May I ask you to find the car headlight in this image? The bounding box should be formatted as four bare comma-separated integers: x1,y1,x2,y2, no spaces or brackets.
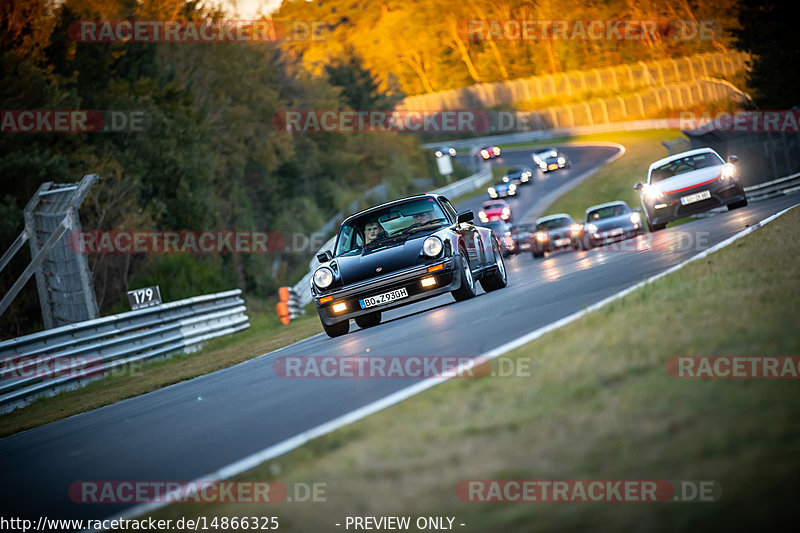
538,162,547,169
313,266,334,289
630,212,642,224
586,223,598,233
509,183,517,191
493,147,500,155
422,236,443,257
550,150,557,157
434,150,442,158
642,184,664,202
481,150,489,158
721,163,736,180
558,157,565,164
570,224,582,235
502,176,509,183
536,232,548,242
488,187,497,196
449,148,456,156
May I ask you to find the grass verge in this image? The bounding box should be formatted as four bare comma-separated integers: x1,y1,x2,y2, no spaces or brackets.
152,205,800,532
0,301,322,437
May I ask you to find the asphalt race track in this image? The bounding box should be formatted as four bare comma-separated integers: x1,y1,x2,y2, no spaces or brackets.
454,145,620,223
1,144,798,525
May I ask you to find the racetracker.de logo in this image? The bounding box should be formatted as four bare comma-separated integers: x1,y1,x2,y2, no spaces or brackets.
67,231,286,254
668,110,800,134
273,110,491,133
69,481,287,504
1,355,103,380
1,110,145,133
666,356,800,378
457,480,721,502
460,19,718,41
273,355,493,378
67,20,326,43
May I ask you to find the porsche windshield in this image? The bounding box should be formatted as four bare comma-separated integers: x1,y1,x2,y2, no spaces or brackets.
650,152,723,183
335,198,448,256
587,204,630,221
537,217,573,230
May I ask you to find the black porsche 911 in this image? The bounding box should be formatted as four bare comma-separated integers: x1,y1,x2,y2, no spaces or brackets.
311,194,508,337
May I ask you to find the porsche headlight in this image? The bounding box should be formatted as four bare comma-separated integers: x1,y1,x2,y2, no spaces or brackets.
721,163,736,180
313,266,334,289
642,184,664,202
422,236,443,257
536,232,549,242
558,157,566,164
586,223,598,233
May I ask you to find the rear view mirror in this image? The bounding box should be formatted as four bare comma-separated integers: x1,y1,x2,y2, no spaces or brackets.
316,250,333,263
728,155,739,163
634,182,644,191
457,211,474,223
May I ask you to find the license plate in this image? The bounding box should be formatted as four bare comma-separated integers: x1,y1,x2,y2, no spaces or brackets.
556,237,571,246
548,163,558,170
606,228,623,237
680,190,711,205
359,287,408,309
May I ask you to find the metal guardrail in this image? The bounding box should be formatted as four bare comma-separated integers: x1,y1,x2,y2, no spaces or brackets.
743,172,800,201
422,119,672,151
0,289,249,413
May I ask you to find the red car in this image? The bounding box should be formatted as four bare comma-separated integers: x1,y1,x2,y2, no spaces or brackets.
478,200,512,223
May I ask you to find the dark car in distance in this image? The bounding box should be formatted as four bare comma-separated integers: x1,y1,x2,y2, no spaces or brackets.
478,220,514,257
487,181,517,199
533,148,570,172
502,166,534,185
573,201,645,249
531,214,579,258
505,223,536,255
312,194,508,337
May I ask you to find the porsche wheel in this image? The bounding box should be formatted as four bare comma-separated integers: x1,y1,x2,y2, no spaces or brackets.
452,250,477,301
480,239,508,292
728,198,748,210
322,319,349,338
355,312,381,329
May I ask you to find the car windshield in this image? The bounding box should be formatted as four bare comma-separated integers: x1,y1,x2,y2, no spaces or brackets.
536,149,557,159
483,202,506,210
335,197,448,256
513,224,534,232
537,217,573,230
650,152,723,183
587,204,630,220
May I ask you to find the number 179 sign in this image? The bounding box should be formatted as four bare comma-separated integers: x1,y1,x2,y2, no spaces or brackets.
127,286,162,310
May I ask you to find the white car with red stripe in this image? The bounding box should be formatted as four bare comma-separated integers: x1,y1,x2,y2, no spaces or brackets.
634,147,747,232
